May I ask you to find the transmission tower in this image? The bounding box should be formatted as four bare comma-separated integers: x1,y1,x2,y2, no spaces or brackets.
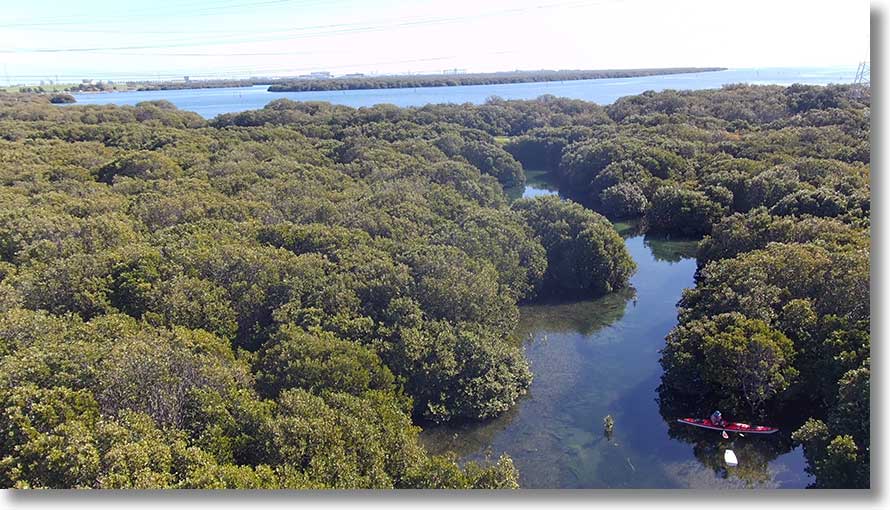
851,60,870,99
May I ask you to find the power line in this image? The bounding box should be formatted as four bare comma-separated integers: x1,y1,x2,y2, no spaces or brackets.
5,0,261,23
0,0,614,54
0,0,616,83
88,50,323,57
0,0,331,28
3,55,466,81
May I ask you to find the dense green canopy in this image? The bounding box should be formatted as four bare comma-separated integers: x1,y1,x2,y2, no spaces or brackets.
0,81,870,488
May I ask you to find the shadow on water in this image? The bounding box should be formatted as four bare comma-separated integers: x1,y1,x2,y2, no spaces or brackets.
644,235,699,263
421,288,634,464
614,219,700,262
419,234,813,488
658,420,812,489
421,236,695,487
513,289,633,339
505,168,562,201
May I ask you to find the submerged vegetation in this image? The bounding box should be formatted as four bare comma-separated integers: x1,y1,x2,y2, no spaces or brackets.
0,81,869,489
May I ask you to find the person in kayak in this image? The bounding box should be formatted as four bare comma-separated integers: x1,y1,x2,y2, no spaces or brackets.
710,410,724,427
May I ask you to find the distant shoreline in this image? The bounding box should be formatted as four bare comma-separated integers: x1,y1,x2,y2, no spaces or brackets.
266,67,727,93
25,67,726,95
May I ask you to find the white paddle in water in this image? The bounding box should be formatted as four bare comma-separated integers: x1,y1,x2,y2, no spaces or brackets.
725,449,738,467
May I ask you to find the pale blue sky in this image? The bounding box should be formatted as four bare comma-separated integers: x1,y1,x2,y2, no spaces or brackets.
0,0,870,84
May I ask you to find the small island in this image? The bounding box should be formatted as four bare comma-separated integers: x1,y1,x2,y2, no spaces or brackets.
267,67,727,92
49,93,77,104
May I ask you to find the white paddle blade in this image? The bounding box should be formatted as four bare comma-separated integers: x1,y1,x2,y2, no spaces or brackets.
724,449,738,467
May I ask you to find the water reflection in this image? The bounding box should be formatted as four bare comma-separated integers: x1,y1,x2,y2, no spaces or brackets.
420,235,812,488
614,221,700,262
506,168,561,201
644,236,699,263
421,236,696,488
522,185,559,199
660,421,815,489
513,290,633,338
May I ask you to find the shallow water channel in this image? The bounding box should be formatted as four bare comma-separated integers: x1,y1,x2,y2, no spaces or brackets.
420,207,813,489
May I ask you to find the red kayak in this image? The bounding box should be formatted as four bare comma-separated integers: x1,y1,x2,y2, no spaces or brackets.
677,418,778,434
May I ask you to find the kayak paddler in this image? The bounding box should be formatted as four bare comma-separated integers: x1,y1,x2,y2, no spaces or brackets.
711,410,730,438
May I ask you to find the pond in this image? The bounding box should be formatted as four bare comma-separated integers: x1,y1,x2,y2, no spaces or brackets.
420,229,814,489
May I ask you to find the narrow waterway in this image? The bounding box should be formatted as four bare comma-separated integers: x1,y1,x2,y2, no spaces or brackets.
420,221,813,489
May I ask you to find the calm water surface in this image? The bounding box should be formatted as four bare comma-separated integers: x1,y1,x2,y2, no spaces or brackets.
420,234,813,489
506,168,560,201
70,66,857,118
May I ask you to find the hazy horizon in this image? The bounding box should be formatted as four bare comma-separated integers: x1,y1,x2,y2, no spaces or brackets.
0,0,870,85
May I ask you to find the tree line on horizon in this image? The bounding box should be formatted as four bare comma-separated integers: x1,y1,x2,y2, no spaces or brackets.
17,67,724,95
267,67,726,92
